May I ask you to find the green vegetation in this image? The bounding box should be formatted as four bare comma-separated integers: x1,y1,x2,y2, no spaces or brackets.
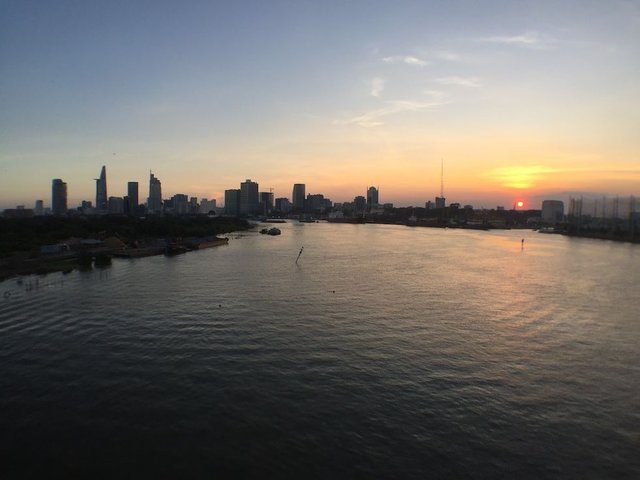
0,215,250,257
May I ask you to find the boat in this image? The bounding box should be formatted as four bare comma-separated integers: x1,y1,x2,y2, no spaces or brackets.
260,227,281,235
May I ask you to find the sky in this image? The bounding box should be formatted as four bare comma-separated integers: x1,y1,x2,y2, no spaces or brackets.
1,0,639,210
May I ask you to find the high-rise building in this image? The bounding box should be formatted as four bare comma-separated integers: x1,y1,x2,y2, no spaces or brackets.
435,196,446,209
259,192,274,215
95,166,108,212
147,172,162,213
366,186,379,211
541,200,564,224
108,196,124,214
52,179,67,215
354,195,366,212
127,182,139,216
34,200,44,216
292,184,305,212
275,197,291,213
225,189,241,215
240,179,259,215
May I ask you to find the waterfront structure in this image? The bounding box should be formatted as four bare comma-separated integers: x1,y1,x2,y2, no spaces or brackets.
127,182,139,216
95,166,108,212
225,189,240,215
292,184,305,212
147,172,162,214
240,179,259,215
366,186,379,211
52,179,67,216
541,200,564,225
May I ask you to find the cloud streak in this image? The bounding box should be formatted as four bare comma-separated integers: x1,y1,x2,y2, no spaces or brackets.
478,31,554,48
382,55,427,67
436,76,482,87
334,100,448,127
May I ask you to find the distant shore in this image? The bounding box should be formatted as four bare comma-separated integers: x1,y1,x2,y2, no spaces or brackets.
0,215,250,281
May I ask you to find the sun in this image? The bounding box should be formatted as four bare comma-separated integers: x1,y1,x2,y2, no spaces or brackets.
517,201,524,208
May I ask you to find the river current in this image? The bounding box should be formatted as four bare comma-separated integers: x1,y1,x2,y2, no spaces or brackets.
1,222,639,478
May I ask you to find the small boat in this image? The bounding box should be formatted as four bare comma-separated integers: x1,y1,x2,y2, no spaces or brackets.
267,227,281,235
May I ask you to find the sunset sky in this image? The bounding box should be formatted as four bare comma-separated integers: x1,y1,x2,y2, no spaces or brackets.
1,0,639,209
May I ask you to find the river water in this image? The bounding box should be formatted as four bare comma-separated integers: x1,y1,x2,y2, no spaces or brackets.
1,223,639,478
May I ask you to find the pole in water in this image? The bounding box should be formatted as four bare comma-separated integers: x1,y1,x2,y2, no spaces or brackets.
296,246,304,264
521,238,525,250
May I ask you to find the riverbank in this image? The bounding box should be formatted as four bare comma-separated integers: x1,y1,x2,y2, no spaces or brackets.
0,215,250,281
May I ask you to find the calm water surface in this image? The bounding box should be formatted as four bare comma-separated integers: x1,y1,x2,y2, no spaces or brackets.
1,223,639,478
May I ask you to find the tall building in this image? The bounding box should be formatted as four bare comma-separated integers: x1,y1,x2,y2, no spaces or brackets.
541,200,564,224
240,179,259,215
95,165,108,212
147,172,162,213
366,186,379,210
292,183,305,212
354,195,366,212
435,196,446,209
34,200,44,216
225,189,240,215
52,179,67,216
259,192,274,215
108,196,124,215
275,197,291,213
127,182,139,216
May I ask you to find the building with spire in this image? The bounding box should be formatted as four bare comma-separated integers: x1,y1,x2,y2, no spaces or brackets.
95,165,108,212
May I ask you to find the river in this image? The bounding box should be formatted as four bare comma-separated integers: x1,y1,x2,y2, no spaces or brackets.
1,222,638,478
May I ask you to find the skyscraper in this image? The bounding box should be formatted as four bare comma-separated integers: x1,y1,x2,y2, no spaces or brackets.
127,182,139,216
95,165,108,212
224,189,240,215
148,172,162,213
240,179,259,215
52,179,67,215
366,186,379,210
292,183,305,212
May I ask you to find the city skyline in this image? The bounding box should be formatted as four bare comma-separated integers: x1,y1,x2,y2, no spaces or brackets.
1,1,639,209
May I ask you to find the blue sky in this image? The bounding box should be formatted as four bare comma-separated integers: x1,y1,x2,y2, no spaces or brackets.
1,0,639,209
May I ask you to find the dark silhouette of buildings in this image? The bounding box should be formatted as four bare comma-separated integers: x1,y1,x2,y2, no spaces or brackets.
95,166,108,212
240,179,259,215
148,172,162,214
367,186,379,211
292,184,305,212
225,189,240,215
127,181,139,216
52,179,67,216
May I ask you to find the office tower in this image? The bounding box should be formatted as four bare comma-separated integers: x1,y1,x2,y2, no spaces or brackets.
306,194,325,213
148,172,162,213
52,179,67,215
275,197,291,213
292,184,305,212
95,165,108,212
259,192,274,215
541,200,564,224
34,200,44,216
240,179,259,215
127,182,139,215
225,189,240,215
108,196,124,215
367,186,379,210
354,195,366,212
435,196,446,209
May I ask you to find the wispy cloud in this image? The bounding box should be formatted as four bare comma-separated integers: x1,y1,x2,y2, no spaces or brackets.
334,100,448,127
382,55,428,67
478,31,555,48
436,76,482,87
436,51,462,62
370,77,385,97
